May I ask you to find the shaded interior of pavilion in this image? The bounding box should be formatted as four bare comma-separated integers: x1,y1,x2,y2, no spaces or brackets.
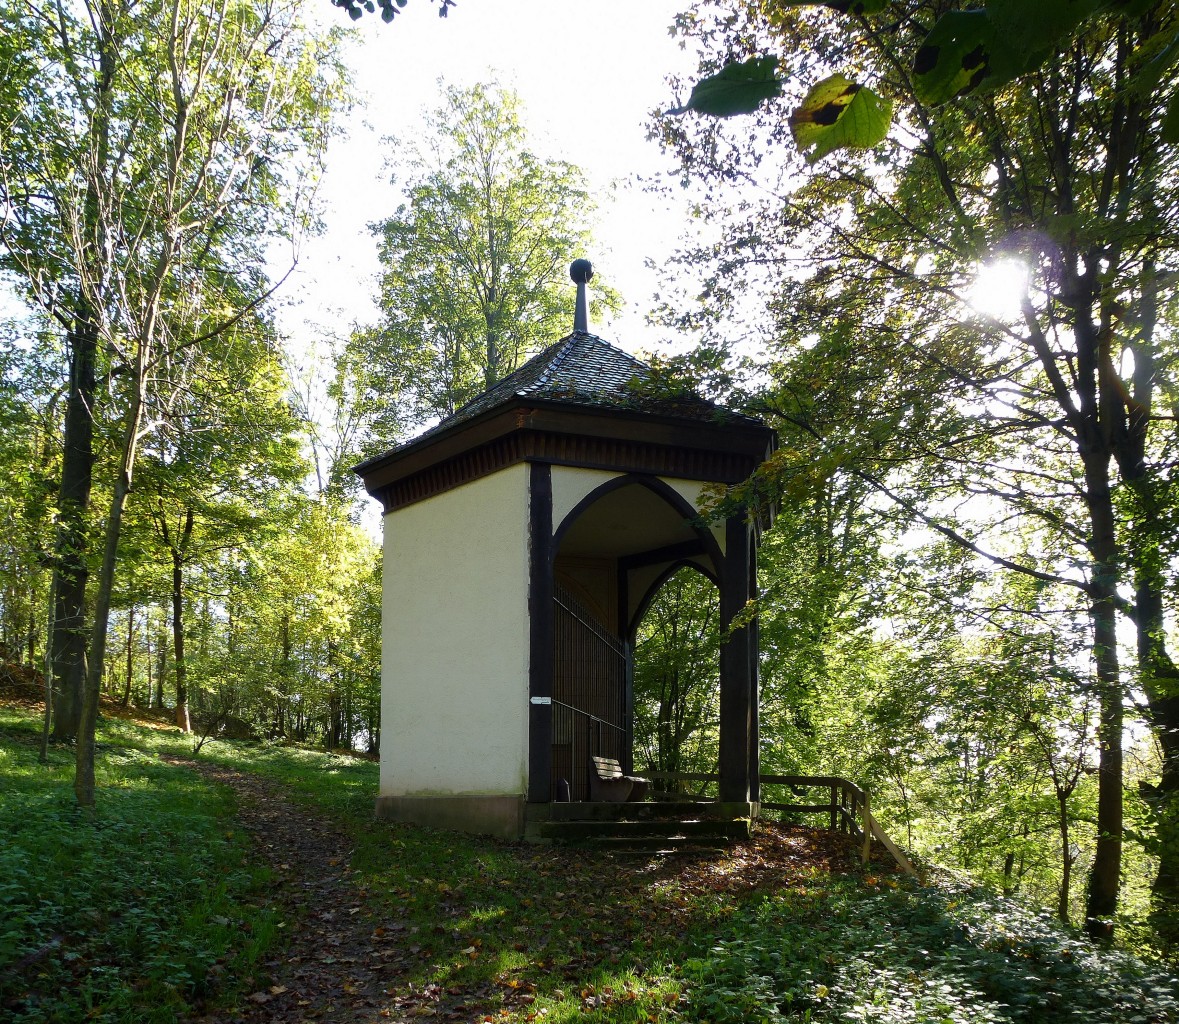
539,473,761,811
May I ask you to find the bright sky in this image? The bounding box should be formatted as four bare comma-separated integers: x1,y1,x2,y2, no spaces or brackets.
279,0,701,359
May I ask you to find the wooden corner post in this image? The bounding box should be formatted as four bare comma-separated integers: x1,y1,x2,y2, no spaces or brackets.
719,513,753,803
527,463,554,803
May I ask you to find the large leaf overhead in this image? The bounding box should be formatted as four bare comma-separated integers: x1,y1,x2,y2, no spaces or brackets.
670,56,783,117
1163,91,1179,144
985,0,1105,61
675,2,1175,158
913,1,1119,105
912,10,1009,105
789,74,892,163
775,0,889,10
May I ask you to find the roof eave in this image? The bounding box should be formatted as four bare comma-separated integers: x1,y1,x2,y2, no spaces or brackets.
353,395,775,499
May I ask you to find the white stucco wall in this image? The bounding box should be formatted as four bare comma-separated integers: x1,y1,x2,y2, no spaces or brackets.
380,464,530,798
663,476,727,554
550,466,726,553
551,466,618,534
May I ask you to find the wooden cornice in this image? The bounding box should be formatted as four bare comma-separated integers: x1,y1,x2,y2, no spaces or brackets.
356,399,776,514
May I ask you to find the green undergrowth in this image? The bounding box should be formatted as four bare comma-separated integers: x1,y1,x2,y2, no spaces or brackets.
2,702,1176,1023
0,709,281,1023
679,878,1178,1024
342,830,1179,1024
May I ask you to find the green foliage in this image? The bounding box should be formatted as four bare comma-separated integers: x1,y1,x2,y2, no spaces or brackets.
226,494,380,748
680,877,1179,1023
1164,92,1179,143
911,10,1015,105
185,729,382,822
338,81,618,456
912,0,1156,104
659,0,1179,940
2,702,1175,1022
0,320,57,664
633,567,721,779
1,0,350,330
778,0,889,12
673,1,1177,161
0,0,354,800
330,0,454,24
751,518,1124,924
670,56,784,117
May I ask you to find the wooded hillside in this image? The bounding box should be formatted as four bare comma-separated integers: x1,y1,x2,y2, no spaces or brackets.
1,0,1177,979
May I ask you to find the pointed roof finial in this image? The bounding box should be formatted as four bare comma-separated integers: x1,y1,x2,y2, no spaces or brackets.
570,258,593,333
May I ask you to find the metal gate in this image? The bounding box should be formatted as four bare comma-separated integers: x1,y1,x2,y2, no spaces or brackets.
551,583,628,801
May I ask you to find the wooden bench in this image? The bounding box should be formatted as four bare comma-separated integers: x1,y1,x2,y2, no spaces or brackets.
588,757,650,803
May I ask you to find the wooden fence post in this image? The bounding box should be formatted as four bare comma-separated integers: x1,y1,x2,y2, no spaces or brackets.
861,791,872,865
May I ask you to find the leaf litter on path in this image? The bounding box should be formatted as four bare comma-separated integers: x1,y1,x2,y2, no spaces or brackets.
177,757,880,1024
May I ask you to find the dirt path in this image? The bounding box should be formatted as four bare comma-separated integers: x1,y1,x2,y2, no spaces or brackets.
179,760,397,1024
175,759,874,1024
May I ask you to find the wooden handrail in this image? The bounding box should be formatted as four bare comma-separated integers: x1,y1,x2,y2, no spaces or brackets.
761,773,917,877
860,793,918,876
760,773,868,799
641,769,917,876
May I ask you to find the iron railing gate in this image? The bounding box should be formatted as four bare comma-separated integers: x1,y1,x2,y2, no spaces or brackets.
551,583,628,801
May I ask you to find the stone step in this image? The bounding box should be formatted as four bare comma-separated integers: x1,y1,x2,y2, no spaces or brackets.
575,836,733,854
545,800,756,822
534,817,751,843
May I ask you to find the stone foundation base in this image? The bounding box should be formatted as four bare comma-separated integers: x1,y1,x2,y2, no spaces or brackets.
374,794,524,840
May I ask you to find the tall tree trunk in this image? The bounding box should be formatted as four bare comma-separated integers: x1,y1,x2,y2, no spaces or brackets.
169,509,194,733
76,377,144,807
39,572,56,764
1082,452,1123,940
277,611,291,739
328,690,340,749
75,472,128,806
1058,789,1073,923
484,280,498,388
327,639,340,748
1112,256,1179,946
49,0,118,742
1130,524,1179,946
49,312,97,742
172,549,190,732
1003,851,1016,898
155,625,167,710
145,621,153,708
26,591,36,665
121,605,134,706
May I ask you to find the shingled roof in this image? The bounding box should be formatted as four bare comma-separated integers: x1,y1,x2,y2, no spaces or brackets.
352,329,776,507
449,331,649,421
406,330,758,445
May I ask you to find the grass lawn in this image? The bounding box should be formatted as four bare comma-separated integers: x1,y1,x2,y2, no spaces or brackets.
0,706,281,1022
1,700,1176,1024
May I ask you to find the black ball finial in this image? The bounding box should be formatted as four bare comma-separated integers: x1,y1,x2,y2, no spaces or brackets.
570,259,594,284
